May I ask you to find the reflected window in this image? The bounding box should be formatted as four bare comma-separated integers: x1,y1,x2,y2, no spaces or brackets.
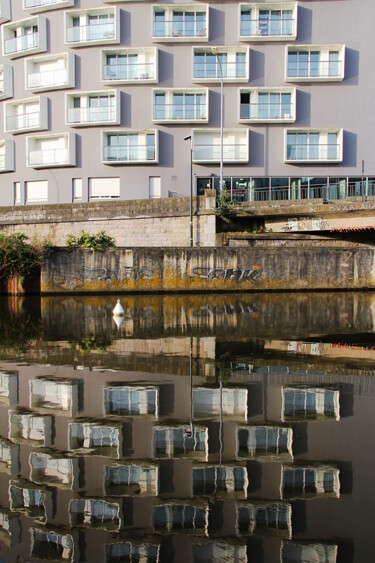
237,426,293,459
153,504,208,534
282,465,340,498
237,502,292,537
193,465,248,497
283,387,340,421
153,426,208,460
104,386,158,416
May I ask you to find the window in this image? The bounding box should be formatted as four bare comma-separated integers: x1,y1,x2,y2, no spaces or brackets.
153,426,208,460
193,465,248,496
286,45,345,81
239,89,295,122
102,47,158,83
193,388,248,418
0,64,13,100
3,17,47,59
283,387,340,421
240,3,296,40
4,96,48,133
237,502,292,536
282,465,340,499
237,426,293,459
153,89,207,122
27,133,75,168
65,7,119,46
89,177,120,200
192,129,249,163
24,0,74,14
285,130,342,163
14,182,21,205
102,131,158,164
31,529,75,561
69,499,121,529
0,140,14,173
104,386,158,416
29,377,80,415
66,91,118,126
25,180,48,204
25,52,75,92
152,5,208,41
153,504,208,533
72,178,82,201
149,176,161,199
105,463,158,495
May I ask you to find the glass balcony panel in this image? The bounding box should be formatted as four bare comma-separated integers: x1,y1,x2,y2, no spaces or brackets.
68,106,115,124
29,148,68,166
5,32,39,55
6,112,40,131
67,21,115,43
27,68,67,89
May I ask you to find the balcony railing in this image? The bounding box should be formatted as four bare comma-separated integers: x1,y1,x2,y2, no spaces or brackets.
0,155,5,169
194,61,247,80
103,62,155,81
66,22,115,43
103,145,155,163
153,18,207,39
287,59,342,79
154,103,207,121
67,106,115,124
27,68,67,89
0,79,3,93
29,148,68,166
25,0,65,7
286,143,341,161
6,111,40,131
240,102,293,120
240,17,294,37
4,32,39,55
193,143,248,161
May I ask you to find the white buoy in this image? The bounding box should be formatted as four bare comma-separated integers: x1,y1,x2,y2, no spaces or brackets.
113,315,124,330
113,298,124,317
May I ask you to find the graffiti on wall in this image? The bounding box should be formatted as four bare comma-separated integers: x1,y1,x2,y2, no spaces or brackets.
186,265,262,283
79,266,158,283
282,217,330,232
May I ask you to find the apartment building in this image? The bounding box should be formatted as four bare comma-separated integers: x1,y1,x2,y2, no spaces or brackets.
0,0,373,205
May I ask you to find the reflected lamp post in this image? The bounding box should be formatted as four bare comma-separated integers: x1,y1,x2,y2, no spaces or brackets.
211,47,224,194
184,135,193,247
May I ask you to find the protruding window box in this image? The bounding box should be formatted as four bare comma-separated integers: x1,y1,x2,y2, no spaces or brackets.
66,90,120,127
153,503,209,535
239,88,296,123
193,47,249,83
0,438,19,474
9,410,53,447
23,0,74,15
3,17,47,59
237,426,293,462
286,44,345,82
26,132,76,168
0,510,21,549
236,501,292,538
29,452,80,490
104,462,159,496
101,47,158,84
25,52,75,92
69,499,122,531
68,420,123,458
153,88,208,123
4,96,48,134
281,464,340,500
0,370,18,404
193,387,248,420
192,129,249,163
9,480,54,524
0,0,11,24
153,425,208,461
0,64,13,100
65,7,120,47
30,527,79,562
152,4,209,42
103,385,159,417
0,140,15,173
282,542,338,563
105,541,160,562
282,386,340,422
102,130,158,165
29,376,81,414
193,464,249,498
193,541,247,562
239,2,297,41
285,129,343,163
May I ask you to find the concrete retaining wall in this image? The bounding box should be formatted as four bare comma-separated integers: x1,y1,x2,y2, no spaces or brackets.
41,246,375,293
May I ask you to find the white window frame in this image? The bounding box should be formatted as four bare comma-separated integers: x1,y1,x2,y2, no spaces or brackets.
2,16,47,59
23,0,74,15
4,95,48,134
284,128,343,164
0,63,13,100
25,52,75,92
238,87,296,123
152,4,209,42
0,140,15,173
192,46,249,84
239,2,297,42
192,128,249,163
101,47,158,84
285,44,345,82
64,7,120,48
152,88,208,123
102,130,159,165
26,132,76,168
65,89,120,127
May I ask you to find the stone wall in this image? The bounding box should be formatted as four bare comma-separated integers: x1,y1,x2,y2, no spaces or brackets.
0,192,216,248
41,246,375,293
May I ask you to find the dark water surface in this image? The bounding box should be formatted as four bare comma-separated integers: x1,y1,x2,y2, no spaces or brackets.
0,292,374,562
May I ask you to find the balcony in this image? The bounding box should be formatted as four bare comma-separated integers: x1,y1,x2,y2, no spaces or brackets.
27,132,76,168
239,88,296,123
29,452,80,490
0,370,18,404
286,44,345,82
239,2,297,41
101,47,158,84
66,90,120,127
104,463,159,496
153,425,208,460
104,385,159,416
193,47,249,83
9,480,54,523
237,425,293,461
23,0,74,14
4,96,48,134
65,7,120,47
193,387,248,419
0,438,19,474
152,4,209,42
237,502,292,538
192,129,249,163
282,386,340,421
8,410,53,446
153,503,208,535
153,89,208,123
0,64,13,101
29,376,80,413
102,130,158,165
0,0,11,24
285,129,343,163
30,528,78,562
68,420,122,458
281,464,340,500
3,17,47,59
69,499,122,531
25,52,75,92
0,140,15,173
192,465,249,498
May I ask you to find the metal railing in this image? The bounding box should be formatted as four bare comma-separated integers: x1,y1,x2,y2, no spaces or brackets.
153,102,207,121
103,145,155,163
194,143,248,161
27,68,67,89
103,62,155,81
4,32,39,55
25,0,65,7
67,107,116,124
286,143,341,161
193,61,247,80
66,22,115,43
6,111,40,131
287,59,342,79
240,17,294,37
28,148,68,166
153,18,207,38
240,102,293,120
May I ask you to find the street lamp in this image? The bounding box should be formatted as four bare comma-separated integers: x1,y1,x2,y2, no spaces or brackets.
184,135,193,247
211,47,224,193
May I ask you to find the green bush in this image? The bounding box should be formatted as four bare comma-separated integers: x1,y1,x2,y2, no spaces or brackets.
66,230,116,250
215,192,236,224
0,233,48,281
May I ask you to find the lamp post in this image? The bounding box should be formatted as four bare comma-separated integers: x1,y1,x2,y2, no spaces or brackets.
184,135,193,247
211,47,224,193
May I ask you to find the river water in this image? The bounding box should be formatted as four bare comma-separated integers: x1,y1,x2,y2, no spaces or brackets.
0,292,374,562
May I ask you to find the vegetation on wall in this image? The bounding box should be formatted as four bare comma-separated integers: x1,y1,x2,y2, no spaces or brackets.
66,230,116,250
215,192,236,225
0,233,48,282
